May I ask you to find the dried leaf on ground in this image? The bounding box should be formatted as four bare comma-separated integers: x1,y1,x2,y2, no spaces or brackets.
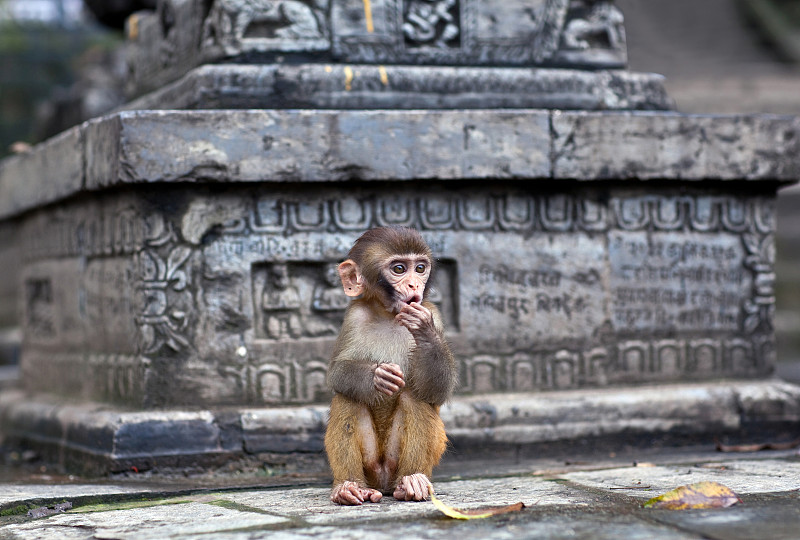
715,438,800,453
644,481,742,510
430,492,525,520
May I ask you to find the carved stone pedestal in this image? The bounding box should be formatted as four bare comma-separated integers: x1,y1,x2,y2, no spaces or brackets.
0,0,798,473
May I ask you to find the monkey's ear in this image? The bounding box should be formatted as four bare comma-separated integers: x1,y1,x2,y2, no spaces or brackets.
338,260,364,297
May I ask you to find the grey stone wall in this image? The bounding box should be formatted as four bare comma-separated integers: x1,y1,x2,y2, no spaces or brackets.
4,108,795,408
15,182,780,407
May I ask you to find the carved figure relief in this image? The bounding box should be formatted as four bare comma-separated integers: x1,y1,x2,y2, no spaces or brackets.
332,0,627,67
308,263,351,336
312,263,351,313
157,0,178,68
403,0,460,49
253,261,346,340
248,257,457,341
551,0,626,66
261,263,303,339
25,279,55,339
561,0,624,52
202,0,329,54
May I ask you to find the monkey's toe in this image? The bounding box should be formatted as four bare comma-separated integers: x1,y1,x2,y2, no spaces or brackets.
393,473,432,501
331,481,382,505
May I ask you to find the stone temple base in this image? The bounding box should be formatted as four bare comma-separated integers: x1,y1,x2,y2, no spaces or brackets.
2,380,799,475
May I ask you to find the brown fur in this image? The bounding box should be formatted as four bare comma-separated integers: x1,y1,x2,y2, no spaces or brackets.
324,227,456,504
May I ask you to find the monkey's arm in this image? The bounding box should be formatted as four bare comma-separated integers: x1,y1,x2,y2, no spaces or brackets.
397,302,457,405
327,303,404,405
327,354,378,404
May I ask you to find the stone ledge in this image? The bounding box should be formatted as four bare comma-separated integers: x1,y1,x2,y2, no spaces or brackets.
0,109,797,220
122,64,674,112
2,380,799,475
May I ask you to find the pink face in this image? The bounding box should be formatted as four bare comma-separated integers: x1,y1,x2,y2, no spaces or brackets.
383,254,431,312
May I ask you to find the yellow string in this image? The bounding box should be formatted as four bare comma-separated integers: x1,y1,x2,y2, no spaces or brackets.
363,0,374,33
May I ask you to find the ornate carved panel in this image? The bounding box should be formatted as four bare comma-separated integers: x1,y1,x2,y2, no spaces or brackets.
331,0,624,66
16,185,778,406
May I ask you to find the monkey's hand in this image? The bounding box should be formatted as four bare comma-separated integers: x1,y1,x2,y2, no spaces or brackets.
374,362,405,396
393,473,433,502
395,302,437,339
331,481,383,505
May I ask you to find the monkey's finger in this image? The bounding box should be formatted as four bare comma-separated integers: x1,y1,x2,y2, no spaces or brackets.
400,477,415,500
376,381,403,395
401,302,433,320
375,367,405,387
396,310,433,330
332,483,365,505
344,484,367,504
362,488,383,503
378,363,405,378
376,376,403,389
376,371,405,387
376,382,399,395
395,313,424,330
410,475,431,501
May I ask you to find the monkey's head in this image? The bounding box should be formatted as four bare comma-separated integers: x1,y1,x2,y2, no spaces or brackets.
338,226,434,315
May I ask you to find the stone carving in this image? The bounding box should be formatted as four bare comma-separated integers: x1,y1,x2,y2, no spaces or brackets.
310,262,351,337
261,263,303,339
25,279,55,339
13,186,779,405
157,0,179,68
329,0,627,67
561,1,624,52
403,0,460,49
551,0,627,67
455,335,769,395
21,352,151,405
253,262,346,340
197,193,780,239
202,0,330,54
135,222,194,354
332,0,572,65
742,232,776,334
220,357,331,403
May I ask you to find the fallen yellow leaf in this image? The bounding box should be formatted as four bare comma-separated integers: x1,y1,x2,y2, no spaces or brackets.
430,491,525,520
644,481,742,510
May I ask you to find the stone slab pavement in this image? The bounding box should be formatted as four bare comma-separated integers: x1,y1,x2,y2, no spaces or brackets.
1,448,799,539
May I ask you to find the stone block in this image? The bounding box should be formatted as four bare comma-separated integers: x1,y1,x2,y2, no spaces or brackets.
112,412,222,458
0,221,20,329
552,112,800,181
241,407,329,453
442,383,744,446
87,109,552,187
0,127,84,221
124,64,673,112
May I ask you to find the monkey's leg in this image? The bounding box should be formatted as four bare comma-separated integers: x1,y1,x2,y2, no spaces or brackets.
387,392,447,501
324,394,383,505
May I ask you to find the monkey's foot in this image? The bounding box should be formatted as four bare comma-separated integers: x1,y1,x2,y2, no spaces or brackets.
393,473,433,502
331,481,383,505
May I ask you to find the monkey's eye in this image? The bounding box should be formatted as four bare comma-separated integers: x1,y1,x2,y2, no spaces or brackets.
415,264,426,274
391,263,406,275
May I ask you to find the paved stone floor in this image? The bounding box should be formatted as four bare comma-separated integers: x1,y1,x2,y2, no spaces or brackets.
1,447,799,539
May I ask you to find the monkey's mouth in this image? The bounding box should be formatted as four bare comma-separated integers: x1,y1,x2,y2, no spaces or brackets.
405,294,422,305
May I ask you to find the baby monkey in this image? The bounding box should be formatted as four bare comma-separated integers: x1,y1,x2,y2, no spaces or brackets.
325,226,457,505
